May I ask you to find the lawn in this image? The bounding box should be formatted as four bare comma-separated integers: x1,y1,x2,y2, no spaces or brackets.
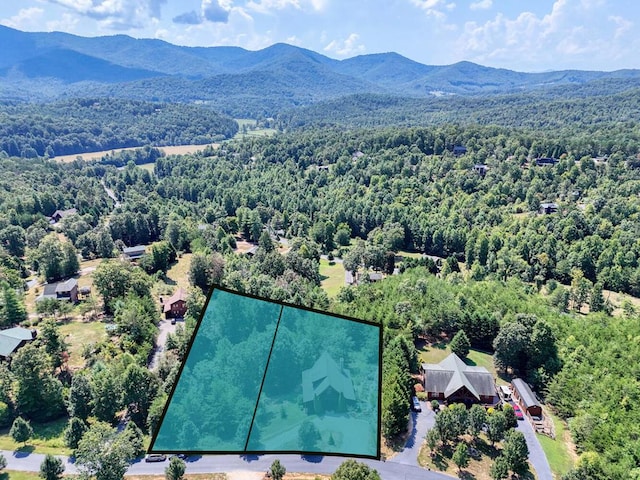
58,320,107,369
396,250,423,259
0,472,41,480
0,418,70,456
537,408,575,479
165,254,193,291
233,119,277,140
319,259,345,298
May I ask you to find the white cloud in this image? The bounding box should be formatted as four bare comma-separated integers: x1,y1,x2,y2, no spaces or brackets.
46,12,80,32
1,7,44,29
410,0,455,19
469,0,492,10
45,0,167,30
454,0,626,70
609,15,633,40
245,0,326,14
324,33,365,57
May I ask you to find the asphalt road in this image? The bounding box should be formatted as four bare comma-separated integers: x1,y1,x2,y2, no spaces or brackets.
516,417,554,480
390,400,434,467
3,450,454,480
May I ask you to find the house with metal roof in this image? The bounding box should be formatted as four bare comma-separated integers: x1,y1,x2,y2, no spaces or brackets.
422,353,497,405
511,378,542,418
302,351,355,414
0,327,36,359
122,245,147,261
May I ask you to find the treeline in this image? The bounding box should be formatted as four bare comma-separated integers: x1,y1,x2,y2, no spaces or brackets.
277,88,640,157
0,98,238,158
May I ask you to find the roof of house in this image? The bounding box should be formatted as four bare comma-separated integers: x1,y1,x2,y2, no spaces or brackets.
38,278,78,301
511,378,540,409
123,245,147,254
163,288,187,313
51,208,77,219
246,246,259,255
422,353,495,401
0,327,34,357
302,351,355,403
540,202,558,209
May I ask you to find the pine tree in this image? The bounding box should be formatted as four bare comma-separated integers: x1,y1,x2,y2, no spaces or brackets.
10,416,33,445
450,330,471,358
39,454,64,480
2,284,26,326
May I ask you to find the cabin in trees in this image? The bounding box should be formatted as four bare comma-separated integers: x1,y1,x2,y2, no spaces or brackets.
421,353,497,406
50,208,77,223
511,378,542,418
539,202,559,215
122,245,147,261
162,288,187,320
453,145,468,156
302,351,356,414
36,278,79,303
535,157,559,166
473,164,488,176
0,327,36,360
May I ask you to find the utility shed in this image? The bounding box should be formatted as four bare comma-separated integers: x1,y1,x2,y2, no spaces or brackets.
511,378,542,417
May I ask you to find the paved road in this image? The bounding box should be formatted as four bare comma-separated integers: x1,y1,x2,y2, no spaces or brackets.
390,400,434,467
516,418,554,480
3,450,454,480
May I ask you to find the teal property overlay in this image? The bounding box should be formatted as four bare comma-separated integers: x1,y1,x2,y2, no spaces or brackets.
151,287,381,458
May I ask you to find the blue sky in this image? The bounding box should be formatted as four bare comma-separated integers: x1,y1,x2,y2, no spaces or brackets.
1,0,638,72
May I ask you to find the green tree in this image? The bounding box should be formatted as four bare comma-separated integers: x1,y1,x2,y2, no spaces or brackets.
123,421,145,457
493,322,529,372
32,235,64,281
38,319,67,371
39,454,64,480
93,261,151,313
122,364,159,428
0,453,6,470
91,366,124,424
331,459,381,480
486,411,507,446
10,416,33,445
589,282,605,313
150,241,175,273
1,283,26,326
68,373,93,420
61,241,80,277
452,441,469,473
450,330,471,358
502,403,518,429
502,429,529,475
11,343,65,421
490,456,510,480
165,456,186,480
467,404,487,440
63,416,87,450
298,419,321,450
75,422,135,480
269,459,286,480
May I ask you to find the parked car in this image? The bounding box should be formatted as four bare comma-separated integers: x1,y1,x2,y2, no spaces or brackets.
170,453,188,460
513,404,524,420
145,454,167,462
412,396,422,412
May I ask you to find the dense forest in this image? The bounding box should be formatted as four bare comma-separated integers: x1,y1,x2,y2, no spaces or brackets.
1,118,640,477
0,99,238,158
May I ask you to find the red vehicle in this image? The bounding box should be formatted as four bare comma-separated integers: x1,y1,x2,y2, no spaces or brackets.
513,404,524,420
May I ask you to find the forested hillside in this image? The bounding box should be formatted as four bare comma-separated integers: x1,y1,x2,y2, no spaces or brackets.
1,116,640,477
0,99,238,158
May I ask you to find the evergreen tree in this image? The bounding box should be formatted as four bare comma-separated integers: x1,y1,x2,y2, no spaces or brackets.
61,242,80,277
63,417,87,450
269,459,286,480
68,373,93,420
452,442,470,473
39,454,64,480
450,330,471,358
10,416,33,445
165,456,186,480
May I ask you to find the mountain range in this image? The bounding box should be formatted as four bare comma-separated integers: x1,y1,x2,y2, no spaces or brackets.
2,25,640,116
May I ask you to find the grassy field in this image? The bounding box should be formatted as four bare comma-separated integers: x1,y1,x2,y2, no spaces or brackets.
0,418,70,456
537,408,575,479
58,320,107,369
233,119,277,140
396,250,423,259
319,259,344,298
165,254,193,291
54,144,220,163
0,471,41,480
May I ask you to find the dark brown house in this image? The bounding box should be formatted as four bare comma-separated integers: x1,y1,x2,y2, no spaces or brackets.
422,353,497,406
511,378,542,417
163,288,187,319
